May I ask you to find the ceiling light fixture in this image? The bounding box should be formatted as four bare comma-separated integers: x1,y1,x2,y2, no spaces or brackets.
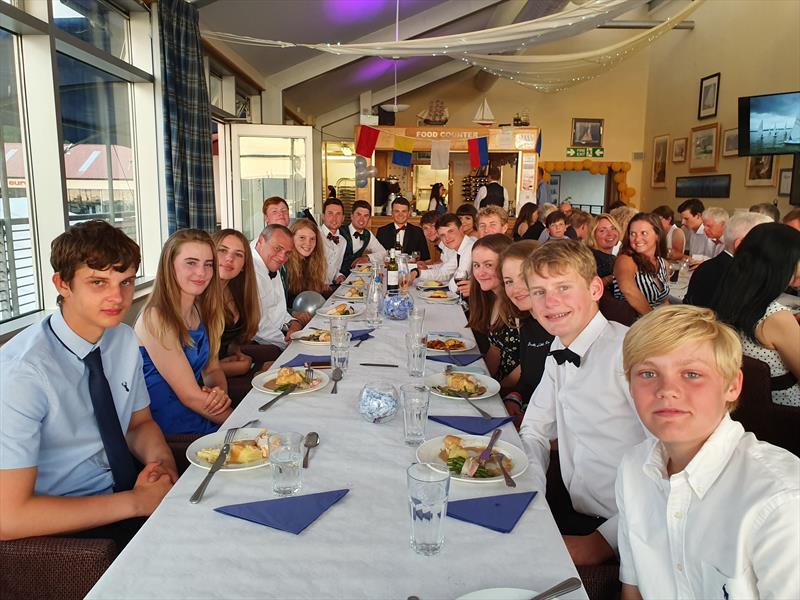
380,0,409,113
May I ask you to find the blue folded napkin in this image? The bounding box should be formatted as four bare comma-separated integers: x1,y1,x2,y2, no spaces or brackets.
349,328,374,341
428,353,483,366
215,489,349,535
281,353,329,368
447,491,537,533
428,415,514,436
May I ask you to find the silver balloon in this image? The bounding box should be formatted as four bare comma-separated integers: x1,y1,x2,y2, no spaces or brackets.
292,291,326,314
366,165,378,177
355,167,367,178
356,177,368,188
354,156,367,169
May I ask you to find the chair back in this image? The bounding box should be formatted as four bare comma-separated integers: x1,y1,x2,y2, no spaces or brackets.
599,289,639,327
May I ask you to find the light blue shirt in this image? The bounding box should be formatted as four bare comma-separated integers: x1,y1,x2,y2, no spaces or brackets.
0,311,149,497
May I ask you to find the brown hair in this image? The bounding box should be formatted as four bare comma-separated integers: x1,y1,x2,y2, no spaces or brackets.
500,240,540,321
545,210,566,227
467,234,514,334
351,200,371,214
141,229,224,358
652,205,676,224
50,220,140,305
586,213,622,250
478,205,509,225
569,209,593,232
523,238,598,287
286,219,328,297
435,213,461,229
262,196,288,215
211,229,260,346
619,212,667,275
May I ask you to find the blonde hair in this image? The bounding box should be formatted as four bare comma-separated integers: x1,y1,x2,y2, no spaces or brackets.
477,205,509,224
286,219,328,297
522,239,598,287
610,206,637,237
586,212,622,250
211,229,260,345
623,305,742,409
142,229,224,358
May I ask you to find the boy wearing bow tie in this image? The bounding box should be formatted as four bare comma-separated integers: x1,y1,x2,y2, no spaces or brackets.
519,240,647,566
319,198,346,285
340,200,386,277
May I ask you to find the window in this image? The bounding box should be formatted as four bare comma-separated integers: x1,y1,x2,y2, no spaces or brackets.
52,0,130,62
0,28,41,322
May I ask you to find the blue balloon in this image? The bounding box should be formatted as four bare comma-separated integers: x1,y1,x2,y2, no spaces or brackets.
356,178,368,188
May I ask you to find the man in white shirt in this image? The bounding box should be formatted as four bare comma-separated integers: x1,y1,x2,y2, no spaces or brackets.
476,205,510,238
318,198,347,285
341,200,387,277
413,214,474,293
251,224,303,350
617,305,799,600
474,166,509,211
678,198,716,262
700,206,728,258
420,210,454,268
520,240,647,566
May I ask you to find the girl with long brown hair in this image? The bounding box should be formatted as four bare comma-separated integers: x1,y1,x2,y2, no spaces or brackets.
135,229,230,434
613,212,670,315
467,234,520,389
285,218,329,307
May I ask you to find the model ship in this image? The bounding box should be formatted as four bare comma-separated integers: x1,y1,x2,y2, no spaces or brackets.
418,99,449,126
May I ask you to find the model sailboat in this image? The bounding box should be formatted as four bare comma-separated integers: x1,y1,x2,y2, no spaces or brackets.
473,98,495,126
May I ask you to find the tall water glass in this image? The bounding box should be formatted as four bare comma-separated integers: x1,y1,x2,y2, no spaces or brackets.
407,463,450,555
329,317,347,336
406,332,427,377
330,330,351,372
408,307,426,337
269,432,303,496
401,384,430,446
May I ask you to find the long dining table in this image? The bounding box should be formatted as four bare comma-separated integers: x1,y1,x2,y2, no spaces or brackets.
87,275,588,600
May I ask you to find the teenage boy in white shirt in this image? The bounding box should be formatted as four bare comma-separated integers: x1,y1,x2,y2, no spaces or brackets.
476,205,510,238
319,198,346,285
413,214,474,293
519,240,647,566
617,305,799,600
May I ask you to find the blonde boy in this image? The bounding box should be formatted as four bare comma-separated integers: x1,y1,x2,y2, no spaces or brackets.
618,305,799,600
477,205,510,238
520,240,647,565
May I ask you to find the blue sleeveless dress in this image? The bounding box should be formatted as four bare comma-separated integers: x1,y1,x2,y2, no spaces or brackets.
140,324,218,435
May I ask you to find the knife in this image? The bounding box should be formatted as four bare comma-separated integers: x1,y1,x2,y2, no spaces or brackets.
189,442,230,503
258,384,297,412
478,428,502,465
529,577,583,600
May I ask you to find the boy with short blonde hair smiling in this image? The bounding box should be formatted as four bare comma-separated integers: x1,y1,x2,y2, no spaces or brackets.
618,305,799,599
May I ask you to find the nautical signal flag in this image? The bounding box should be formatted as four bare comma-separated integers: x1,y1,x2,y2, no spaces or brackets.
430,140,450,171
355,126,380,158
392,135,415,167
468,136,489,169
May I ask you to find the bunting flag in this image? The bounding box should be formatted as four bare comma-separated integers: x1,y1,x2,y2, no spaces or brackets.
355,126,380,157
430,140,451,171
468,137,489,169
392,135,415,167
535,131,542,154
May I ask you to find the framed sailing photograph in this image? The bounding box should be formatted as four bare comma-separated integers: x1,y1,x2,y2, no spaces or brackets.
571,118,604,147
689,122,720,173
651,134,669,188
672,137,687,163
698,72,720,119
722,128,739,157
745,155,778,187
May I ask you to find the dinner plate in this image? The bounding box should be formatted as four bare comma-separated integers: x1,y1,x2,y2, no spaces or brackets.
186,428,270,472
457,589,537,600
350,264,372,274
416,280,449,291
290,329,330,345
416,435,528,484
315,302,365,319
340,276,369,288
422,290,458,303
252,369,330,395
424,371,499,400
425,333,476,354
334,286,366,301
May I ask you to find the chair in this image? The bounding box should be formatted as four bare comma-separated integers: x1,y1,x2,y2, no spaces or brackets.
165,433,203,475
598,290,639,327
0,536,117,600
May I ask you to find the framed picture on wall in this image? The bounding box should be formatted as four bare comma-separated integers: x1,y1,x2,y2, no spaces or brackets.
672,137,687,163
722,128,739,157
548,173,561,202
745,155,778,187
778,168,793,196
651,134,669,188
570,118,604,147
689,122,720,173
698,72,720,119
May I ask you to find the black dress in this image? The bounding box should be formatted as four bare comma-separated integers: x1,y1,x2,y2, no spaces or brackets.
514,317,554,404
592,249,616,280
219,317,245,358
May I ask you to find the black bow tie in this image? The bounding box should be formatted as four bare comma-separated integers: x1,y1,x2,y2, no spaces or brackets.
327,232,340,244
549,348,581,367
396,225,406,231
353,231,363,240
268,271,277,280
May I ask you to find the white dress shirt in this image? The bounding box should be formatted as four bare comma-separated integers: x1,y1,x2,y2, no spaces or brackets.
474,183,509,210
519,311,647,548
617,414,800,599
420,235,474,293
689,224,718,259
320,224,346,284
252,253,292,349
393,223,406,248
348,224,386,264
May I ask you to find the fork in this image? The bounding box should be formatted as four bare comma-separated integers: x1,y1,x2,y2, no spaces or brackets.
190,427,236,503
303,362,314,384
444,365,492,420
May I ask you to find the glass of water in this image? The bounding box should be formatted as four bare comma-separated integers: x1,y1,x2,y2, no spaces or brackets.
330,330,351,372
407,463,450,555
406,332,427,377
408,307,426,337
401,384,430,446
269,432,303,496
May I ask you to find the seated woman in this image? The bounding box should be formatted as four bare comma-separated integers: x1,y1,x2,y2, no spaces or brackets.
135,229,231,435
286,218,330,308
456,203,478,239
613,212,670,315
652,204,686,261
499,240,555,427
586,213,621,289
512,202,539,241
211,229,261,404
713,222,800,406
467,234,520,390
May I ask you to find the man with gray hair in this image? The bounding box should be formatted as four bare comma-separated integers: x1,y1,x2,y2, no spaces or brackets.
699,206,729,258
684,211,772,307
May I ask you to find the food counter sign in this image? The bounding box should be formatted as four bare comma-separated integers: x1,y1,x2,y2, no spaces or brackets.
414,130,481,139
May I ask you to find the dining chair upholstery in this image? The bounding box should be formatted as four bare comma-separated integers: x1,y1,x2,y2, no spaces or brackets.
598,290,639,327
577,564,621,600
0,536,117,600
165,433,203,475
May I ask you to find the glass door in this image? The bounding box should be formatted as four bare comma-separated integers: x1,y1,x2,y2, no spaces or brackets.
229,124,314,240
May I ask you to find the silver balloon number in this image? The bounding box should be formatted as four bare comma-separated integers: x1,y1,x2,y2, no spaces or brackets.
291,291,326,315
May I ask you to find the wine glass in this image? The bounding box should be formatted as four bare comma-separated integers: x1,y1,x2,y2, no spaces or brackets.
453,269,469,310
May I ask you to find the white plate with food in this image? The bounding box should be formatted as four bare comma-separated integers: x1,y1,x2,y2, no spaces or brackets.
350,263,372,274
424,371,499,401
316,302,365,319
334,286,366,301
416,434,528,484
416,279,449,291
457,589,537,600
425,334,476,354
340,276,368,289
290,328,331,345
422,290,458,303
252,367,329,395
187,428,270,471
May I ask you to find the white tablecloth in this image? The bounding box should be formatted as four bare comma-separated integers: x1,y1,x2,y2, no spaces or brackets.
88,283,587,600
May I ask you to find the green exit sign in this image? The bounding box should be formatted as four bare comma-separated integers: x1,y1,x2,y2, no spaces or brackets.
566,147,605,158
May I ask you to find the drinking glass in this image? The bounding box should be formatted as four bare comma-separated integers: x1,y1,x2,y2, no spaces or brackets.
454,269,469,310
329,317,347,336
406,332,427,377
269,432,303,496
401,384,430,446
330,330,351,372
408,307,426,337
407,463,450,556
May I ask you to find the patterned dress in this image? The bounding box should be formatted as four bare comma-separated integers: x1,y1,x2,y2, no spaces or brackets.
613,256,670,308
488,321,521,381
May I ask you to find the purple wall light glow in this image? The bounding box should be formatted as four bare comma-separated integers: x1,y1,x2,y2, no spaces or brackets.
323,0,389,24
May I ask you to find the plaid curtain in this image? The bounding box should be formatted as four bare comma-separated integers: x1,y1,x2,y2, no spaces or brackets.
158,0,215,233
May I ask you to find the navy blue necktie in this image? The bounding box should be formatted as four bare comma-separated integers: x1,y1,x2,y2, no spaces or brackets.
85,348,138,492
549,348,581,367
